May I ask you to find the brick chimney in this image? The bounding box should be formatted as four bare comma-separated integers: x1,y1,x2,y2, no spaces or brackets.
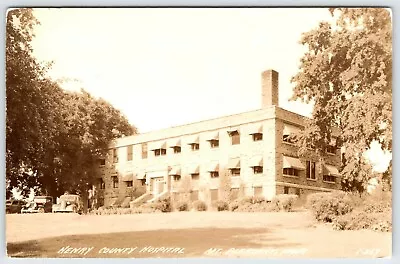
261,69,279,108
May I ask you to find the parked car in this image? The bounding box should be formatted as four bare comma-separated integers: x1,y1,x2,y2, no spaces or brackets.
21,196,53,213
52,194,83,214
6,200,26,214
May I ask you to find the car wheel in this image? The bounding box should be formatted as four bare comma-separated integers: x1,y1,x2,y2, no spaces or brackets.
6,209,10,214
38,208,45,213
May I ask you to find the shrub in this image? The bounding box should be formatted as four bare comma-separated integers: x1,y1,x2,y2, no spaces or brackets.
253,196,266,203
175,200,189,212
228,196,281,212
333,211,391,232
192,200,207,211
212,200,229,211
229,200,240,211
271,194,298,212
131,206,161,214
152,197,172,213
306,191,353,222
362,200,391,214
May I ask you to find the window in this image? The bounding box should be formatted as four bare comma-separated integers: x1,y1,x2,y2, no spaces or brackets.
141,143,148,159
99,159,106,166
173,175,181,181
210,171,219,178
327,145,336,154
284,186,289,194
209,140,219,148
230,131,240,145
283,135,295,144
190,143,200,151
127,145,133,161
173,146,181,154
295,188,301,196
306,161,316,179
283,168,300,177
126,181,133,187
112,176,118,188
323,175,336,183
191,173,200,180
139,179,146,186
283,124,301,144
230,168,241,177
253,166,263,174
98,178,105,189
154,148,166,156
112,148,118,163
252,133,263,141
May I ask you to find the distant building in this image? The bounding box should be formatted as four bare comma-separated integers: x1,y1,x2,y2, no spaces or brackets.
95,70,341,207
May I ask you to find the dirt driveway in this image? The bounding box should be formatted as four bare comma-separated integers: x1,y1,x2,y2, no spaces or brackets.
6,212,392,258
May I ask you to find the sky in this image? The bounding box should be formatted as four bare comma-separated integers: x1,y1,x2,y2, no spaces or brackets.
29,8,391,172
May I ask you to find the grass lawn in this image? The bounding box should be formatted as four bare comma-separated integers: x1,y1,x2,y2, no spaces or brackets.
6,211,391,258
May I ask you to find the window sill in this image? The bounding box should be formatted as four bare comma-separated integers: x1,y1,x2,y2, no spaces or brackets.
306,178,317,181
326,152,336,156
283,174,299,178
282,141,296,146
323,181,336,184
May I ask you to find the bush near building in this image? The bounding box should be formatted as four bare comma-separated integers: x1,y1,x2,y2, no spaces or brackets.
228,195,298,212
212,200,229,211
307,190,392,232
175,200,189,211
306,191,353,222
192,200,207,211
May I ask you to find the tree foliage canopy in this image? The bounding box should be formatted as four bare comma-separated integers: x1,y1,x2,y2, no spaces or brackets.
291,8,392,191
6,9,137,198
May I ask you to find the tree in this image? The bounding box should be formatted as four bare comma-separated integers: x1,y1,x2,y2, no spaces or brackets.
290,8,392,192
6,8,137,200
37,89,137,199
6,8,62,197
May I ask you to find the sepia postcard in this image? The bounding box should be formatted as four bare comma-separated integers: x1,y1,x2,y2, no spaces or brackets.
5,7,392,259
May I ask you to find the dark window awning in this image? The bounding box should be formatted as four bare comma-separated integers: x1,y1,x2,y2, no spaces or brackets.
136,171,146,180
168,166,181,176
283,124,301,136
249,156,263,167
227,157,241,169
122,173,134,182
227,127,239,134
206,132,219,141
187,136,199,144
188,164,200,174
150,141,166,150
323,164,340,177
248,124,263,134
283,156,305,170
207,161,219,172
168,138,181,148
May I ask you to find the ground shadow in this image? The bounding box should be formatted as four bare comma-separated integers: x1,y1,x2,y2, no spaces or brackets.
7,227,301,258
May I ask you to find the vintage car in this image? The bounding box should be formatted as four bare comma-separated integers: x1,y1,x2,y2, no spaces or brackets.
21,196,53,213
6,199,26,214
52,194,83,214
